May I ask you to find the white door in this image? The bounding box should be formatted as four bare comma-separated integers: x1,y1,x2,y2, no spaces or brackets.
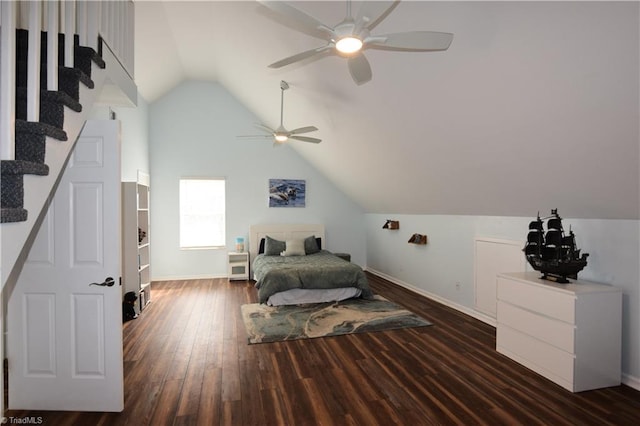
474,238,526,318
7,120,123,411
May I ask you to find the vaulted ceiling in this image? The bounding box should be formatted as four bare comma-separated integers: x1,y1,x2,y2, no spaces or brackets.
134,1,639,219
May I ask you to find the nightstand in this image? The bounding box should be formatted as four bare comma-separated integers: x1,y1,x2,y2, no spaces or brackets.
228,252,249,280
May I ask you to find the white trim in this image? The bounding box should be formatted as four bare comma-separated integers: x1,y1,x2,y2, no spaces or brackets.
622,372,640,391
365,267,496,327
474,236,525,246
151,274,227,282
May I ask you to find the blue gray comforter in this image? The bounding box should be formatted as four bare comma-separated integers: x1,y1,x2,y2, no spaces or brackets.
253,250,373,304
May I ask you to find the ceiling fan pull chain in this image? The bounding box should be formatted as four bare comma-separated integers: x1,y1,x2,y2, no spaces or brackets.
280,82,285,127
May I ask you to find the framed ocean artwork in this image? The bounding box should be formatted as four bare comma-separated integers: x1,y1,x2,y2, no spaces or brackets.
269,179,306,207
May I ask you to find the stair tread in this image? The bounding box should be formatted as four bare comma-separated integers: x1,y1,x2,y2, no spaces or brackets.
77,45,106,69
1,208,28,223
16,119,68,141
16,61,95,91
15,87,82,113
60,66,94,89
1,160,49,176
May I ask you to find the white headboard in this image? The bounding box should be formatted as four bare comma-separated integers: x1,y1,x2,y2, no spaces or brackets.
249,223,325,261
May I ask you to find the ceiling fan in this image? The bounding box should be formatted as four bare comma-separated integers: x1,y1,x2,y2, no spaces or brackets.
238,80,321,146
259,0,454,85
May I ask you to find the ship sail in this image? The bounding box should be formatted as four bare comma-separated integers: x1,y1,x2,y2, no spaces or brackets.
524,216,544,256
545,230,562,245
547,218,563,230
529,220,544,231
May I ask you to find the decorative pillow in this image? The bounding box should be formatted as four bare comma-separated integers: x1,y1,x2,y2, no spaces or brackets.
264,236,286,256
281,239,306,256
258,238,266,254
304,235,320,254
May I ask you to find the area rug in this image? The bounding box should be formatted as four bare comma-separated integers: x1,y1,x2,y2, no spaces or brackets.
240,295,433,344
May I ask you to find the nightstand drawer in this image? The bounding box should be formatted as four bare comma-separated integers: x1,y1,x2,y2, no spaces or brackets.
498,276,575,323
229,253,248,264
497,300,575,353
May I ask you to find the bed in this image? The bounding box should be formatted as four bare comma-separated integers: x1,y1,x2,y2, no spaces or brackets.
249,224,373,306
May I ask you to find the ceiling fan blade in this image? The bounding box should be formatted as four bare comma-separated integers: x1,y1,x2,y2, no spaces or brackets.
237,135,273,139
258,1,333,40
290,135,322,144
269,45,333,68
347,53,372,85
289,126,318,135
255,123,275,133
368,31,454,51
356,0,400,32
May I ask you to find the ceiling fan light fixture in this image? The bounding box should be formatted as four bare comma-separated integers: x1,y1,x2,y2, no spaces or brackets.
275,134,288,142
336,36,363,55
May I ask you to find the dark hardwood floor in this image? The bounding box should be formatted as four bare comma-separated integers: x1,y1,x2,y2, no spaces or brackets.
4,272,640,425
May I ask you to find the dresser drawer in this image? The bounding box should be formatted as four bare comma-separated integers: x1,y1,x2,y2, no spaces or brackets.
497,300,575,353
497,276,575,323
497,325,575,390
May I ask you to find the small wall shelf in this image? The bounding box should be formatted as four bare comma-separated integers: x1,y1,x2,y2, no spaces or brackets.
383,220,399,230
408,233,427,245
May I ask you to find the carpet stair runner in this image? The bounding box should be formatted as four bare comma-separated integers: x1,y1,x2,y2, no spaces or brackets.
1,29,105,223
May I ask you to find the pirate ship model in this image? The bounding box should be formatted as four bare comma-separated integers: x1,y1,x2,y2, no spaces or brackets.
524,209,589,283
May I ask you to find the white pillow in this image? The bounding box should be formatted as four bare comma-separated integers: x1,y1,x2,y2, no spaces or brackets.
281,239,306,256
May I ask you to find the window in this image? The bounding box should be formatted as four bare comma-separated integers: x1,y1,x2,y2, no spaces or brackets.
179,178,225,249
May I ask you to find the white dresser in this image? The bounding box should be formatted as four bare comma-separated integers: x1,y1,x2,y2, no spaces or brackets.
496,272,622,392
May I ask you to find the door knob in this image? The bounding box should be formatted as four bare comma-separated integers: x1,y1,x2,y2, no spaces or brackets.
90,277,115,287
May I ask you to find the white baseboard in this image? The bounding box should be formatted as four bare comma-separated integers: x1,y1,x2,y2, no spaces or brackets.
622,372,640,391
365,268,496,327
152,274,227,282
365,268,640,392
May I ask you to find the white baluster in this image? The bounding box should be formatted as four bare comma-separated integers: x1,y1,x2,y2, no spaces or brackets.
63,0,75,68
86,1,100,53
0,0,16,159
26,1,41,122
47,1,59,91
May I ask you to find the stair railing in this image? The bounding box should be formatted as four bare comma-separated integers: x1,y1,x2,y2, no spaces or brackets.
0,0,134,162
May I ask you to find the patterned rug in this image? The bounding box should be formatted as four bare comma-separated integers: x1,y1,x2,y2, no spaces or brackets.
240,295,433,344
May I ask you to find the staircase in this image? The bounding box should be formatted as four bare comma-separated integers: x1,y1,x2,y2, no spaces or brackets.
1,1,135,290
2,30,105,224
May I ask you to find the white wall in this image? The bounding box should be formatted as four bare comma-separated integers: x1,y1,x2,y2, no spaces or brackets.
365,213,640,388
89,94,150,181
149,81,365,280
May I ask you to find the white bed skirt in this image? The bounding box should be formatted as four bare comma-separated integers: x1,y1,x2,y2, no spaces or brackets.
266,287,362,306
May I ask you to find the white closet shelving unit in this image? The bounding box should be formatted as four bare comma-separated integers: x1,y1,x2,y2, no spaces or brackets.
122,171,151,312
